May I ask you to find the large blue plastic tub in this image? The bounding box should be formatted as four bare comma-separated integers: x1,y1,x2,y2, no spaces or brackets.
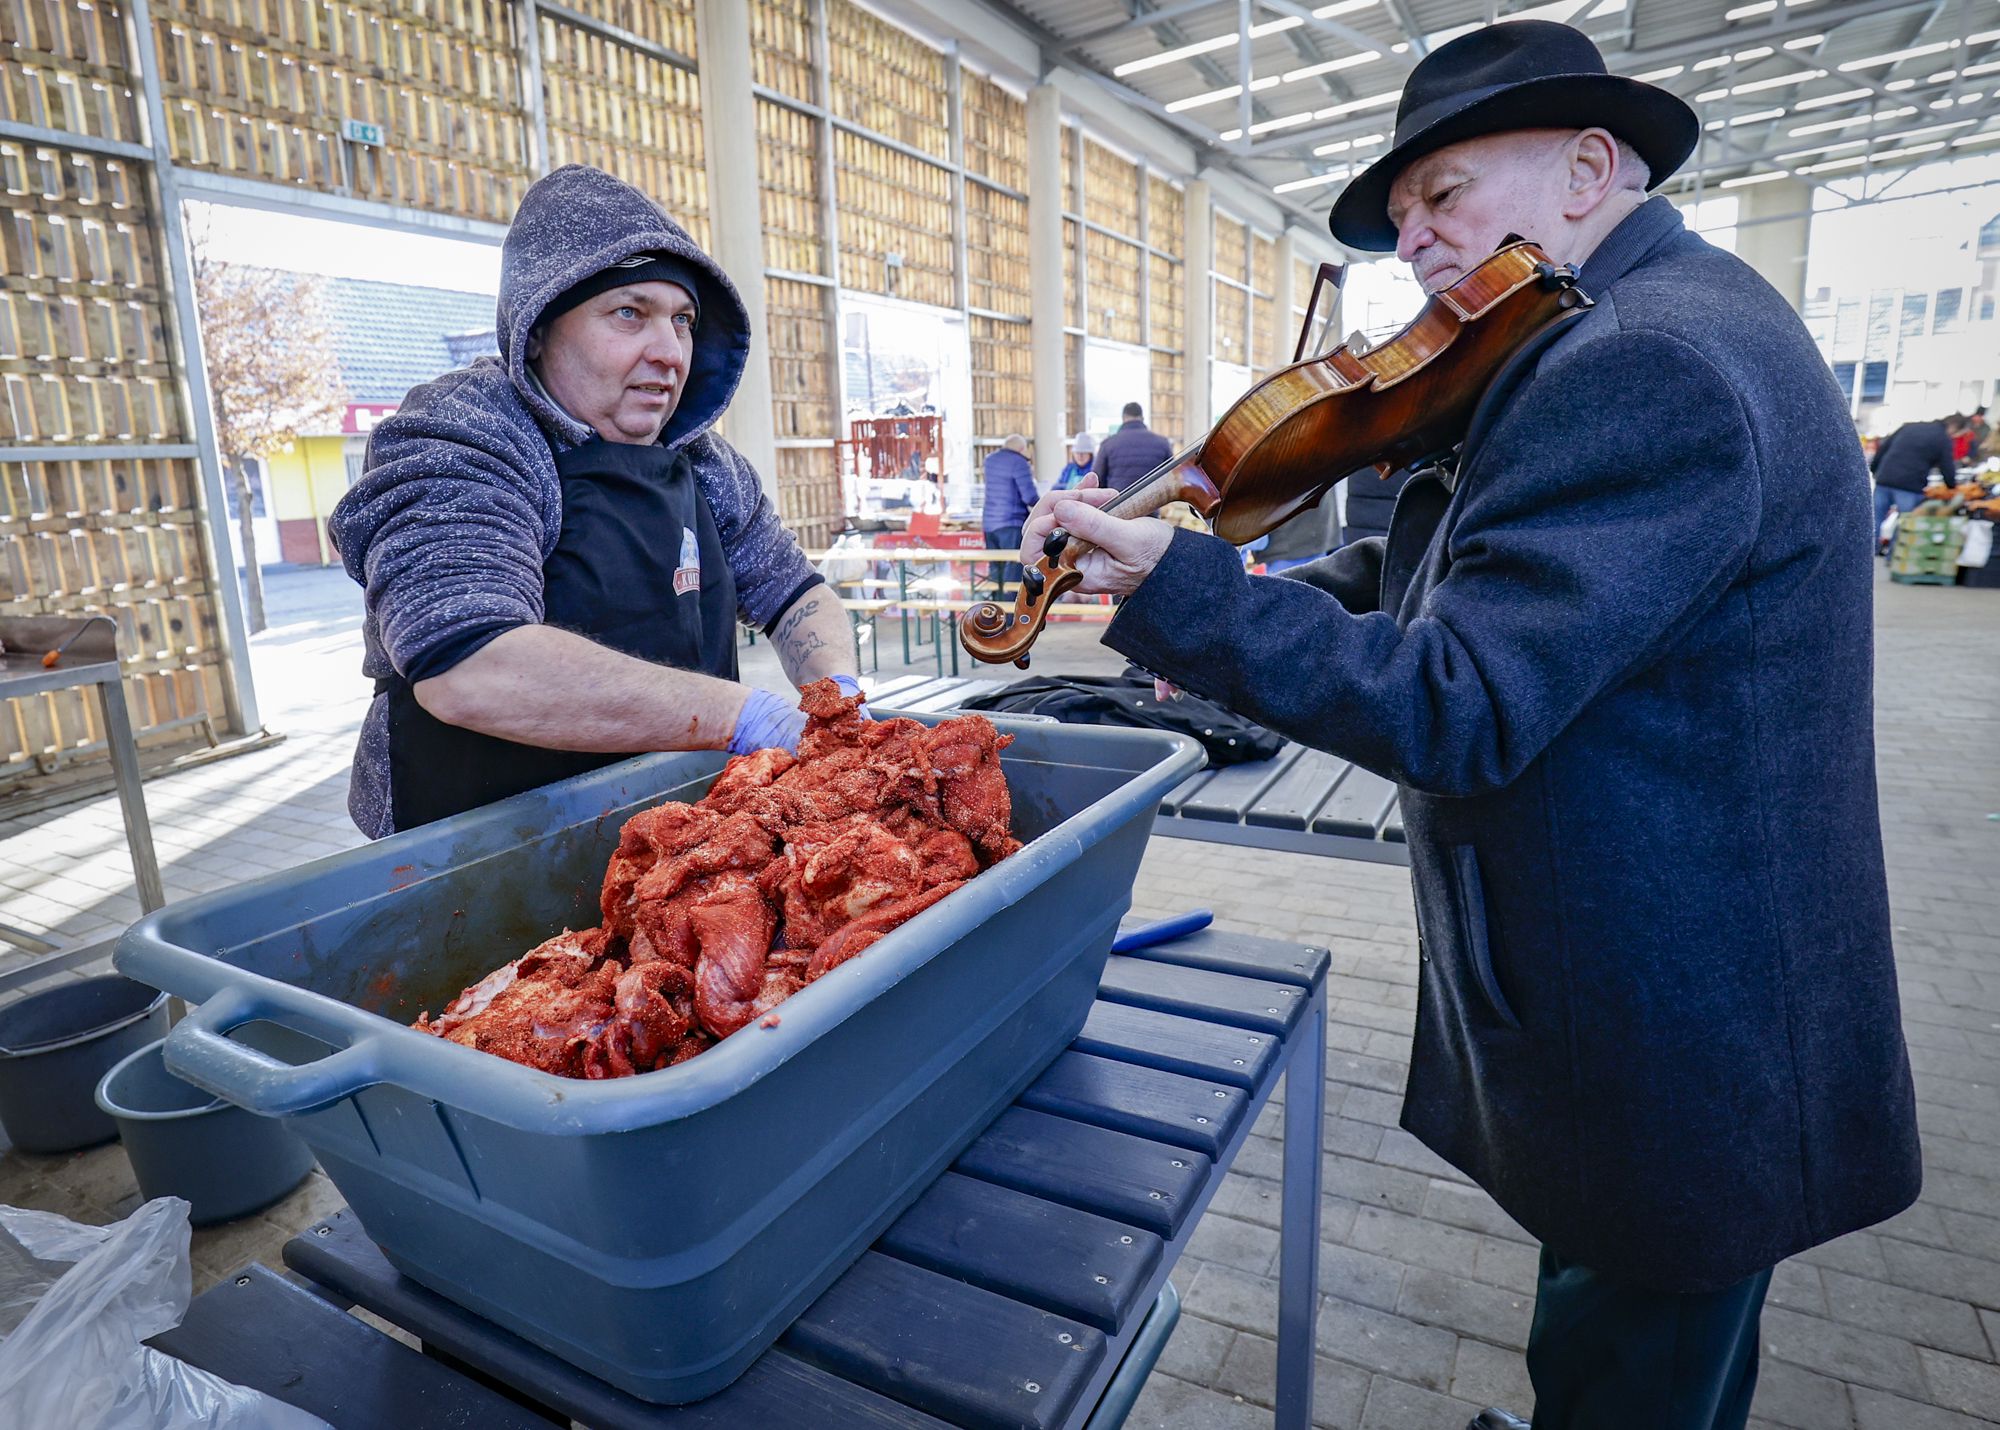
116,718,1199,1404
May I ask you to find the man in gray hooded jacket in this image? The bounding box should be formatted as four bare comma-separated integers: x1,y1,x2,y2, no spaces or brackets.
330,165,859,836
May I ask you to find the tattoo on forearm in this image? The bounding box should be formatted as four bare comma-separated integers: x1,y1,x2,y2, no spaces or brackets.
774,597,820,646
775,596,832,672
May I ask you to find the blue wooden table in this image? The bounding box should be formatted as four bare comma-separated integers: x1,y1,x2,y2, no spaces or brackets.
152,924,1328,1430
867,673,1412,867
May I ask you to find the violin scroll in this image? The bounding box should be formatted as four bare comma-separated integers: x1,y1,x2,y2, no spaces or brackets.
959,554,1084,667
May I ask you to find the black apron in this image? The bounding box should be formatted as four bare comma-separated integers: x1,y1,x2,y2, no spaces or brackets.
385,436,738,830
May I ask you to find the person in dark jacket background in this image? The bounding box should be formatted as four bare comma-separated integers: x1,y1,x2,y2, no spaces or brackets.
1094,402,1174,492
1015,22,1918,1430
1258,489,1341,571
1871,414,1960,549
1340,463,1414,545
980,434,1039,584
330,165,862,837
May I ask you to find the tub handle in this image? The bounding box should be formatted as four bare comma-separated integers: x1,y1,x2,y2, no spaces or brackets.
163,986,386,1115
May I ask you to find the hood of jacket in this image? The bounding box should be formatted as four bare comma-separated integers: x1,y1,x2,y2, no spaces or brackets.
496,164,749,453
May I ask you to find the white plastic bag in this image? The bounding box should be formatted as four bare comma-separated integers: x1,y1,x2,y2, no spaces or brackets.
816,530,873,588
0,1198,329,1430
1959,519,1993,569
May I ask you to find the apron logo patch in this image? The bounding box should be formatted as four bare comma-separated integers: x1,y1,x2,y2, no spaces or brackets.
673,527,701,596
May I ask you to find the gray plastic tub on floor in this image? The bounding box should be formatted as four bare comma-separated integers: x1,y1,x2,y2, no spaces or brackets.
0,976,169,1153
117,718,1202,1403
95,1036,315,1226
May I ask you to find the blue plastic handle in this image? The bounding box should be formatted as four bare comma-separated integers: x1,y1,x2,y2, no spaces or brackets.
162,985,387,1116
1110,909,1214,953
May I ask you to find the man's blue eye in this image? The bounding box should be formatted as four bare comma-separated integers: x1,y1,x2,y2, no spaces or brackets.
615,305,639,319
674,313,694,329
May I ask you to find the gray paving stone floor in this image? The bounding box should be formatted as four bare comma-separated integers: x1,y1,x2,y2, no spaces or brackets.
0,563,1994,1428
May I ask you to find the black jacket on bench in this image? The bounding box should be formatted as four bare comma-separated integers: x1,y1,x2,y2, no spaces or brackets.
1101,198,1919,1294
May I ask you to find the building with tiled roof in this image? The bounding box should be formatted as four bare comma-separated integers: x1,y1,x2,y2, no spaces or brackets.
243,275,498,568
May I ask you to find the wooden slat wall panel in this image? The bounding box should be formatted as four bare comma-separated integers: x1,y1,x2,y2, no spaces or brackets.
750,0,814,103
961,69,1025,193
773,445,839,552
1064,332,1081,441
1150,350,1183,448
542,17,708,248
766,276,834,443
2,139,228,780
1148,174,1182,259
1214,215,1246,284
1148,253,1182,353
0,0,143,144
833,130,952,308
1251,233,1277,372
826,0,947,161
757,97,822,276
1085,230,1141,346
970,314,1031,457
965,181,1028,318
150,0,532,225
1215,280,1246,366
1253,292,1276,374
1083,139,1139,238
1062,217,1078,325
559,0,696,57
764,274,837,547
752,0,812,103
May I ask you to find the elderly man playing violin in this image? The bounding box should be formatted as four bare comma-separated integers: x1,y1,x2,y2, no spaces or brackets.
1025,22,1918,1430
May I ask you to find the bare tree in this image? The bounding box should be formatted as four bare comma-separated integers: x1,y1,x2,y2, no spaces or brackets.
189,235,347,633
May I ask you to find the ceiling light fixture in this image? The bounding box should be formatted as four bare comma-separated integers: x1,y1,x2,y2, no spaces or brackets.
1274,169,1352,194
1695,46,1772,72
1703,107,1787,130
1165,77,1281,113
1723,0,1820,19
1720,171,1792,187
1696,69,1824,101
1788,105,1919,135
1794,88,1875,110
1784,35,1826,50
1634,64,1685,82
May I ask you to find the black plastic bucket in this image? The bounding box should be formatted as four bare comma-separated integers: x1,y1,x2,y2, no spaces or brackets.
0,976,169,1153
95,1037,316,1225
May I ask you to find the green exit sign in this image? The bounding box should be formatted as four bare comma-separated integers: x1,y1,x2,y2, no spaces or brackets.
340,119,386,147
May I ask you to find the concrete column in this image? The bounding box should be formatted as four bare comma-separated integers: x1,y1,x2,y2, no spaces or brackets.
695,0,778,497
1184,178,1214,436
1732,177,1811,314
1273,229,1298,366
1027,84,1067,475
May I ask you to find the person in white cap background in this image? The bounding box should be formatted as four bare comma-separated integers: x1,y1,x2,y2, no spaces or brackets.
1055,431,1099,491
1018,20,1918,1430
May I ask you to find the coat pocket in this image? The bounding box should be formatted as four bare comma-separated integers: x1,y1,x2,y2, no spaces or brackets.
1452,845,1521,1031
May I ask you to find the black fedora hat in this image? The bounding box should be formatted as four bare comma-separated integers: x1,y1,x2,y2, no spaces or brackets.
1327,20,1697,251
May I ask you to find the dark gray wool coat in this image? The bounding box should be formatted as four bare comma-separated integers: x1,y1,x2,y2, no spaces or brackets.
1105,198,1921,1293
328,165,818,836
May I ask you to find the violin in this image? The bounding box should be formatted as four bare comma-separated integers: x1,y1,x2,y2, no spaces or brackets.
959,238,1591,667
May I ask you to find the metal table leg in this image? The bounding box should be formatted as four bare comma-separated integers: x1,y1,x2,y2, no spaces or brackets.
1275,981,1326,1429
96,676,165,913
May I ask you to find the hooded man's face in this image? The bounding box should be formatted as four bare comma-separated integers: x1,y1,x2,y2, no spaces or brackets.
528,280,696,444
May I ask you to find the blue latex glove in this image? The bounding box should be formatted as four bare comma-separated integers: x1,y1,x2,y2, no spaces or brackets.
830,673,873,720
727,687,807,755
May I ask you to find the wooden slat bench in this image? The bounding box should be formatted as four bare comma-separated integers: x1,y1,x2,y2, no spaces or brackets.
863,675,1412,867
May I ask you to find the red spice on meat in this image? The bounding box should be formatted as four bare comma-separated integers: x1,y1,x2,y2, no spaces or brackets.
413,680,1019,1077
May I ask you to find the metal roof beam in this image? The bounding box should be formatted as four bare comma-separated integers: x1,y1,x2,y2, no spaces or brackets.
1254,0,1414,70
1070,0,1223,44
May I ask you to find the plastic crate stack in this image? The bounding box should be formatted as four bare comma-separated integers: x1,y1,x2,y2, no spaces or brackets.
1888,499,1967,585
